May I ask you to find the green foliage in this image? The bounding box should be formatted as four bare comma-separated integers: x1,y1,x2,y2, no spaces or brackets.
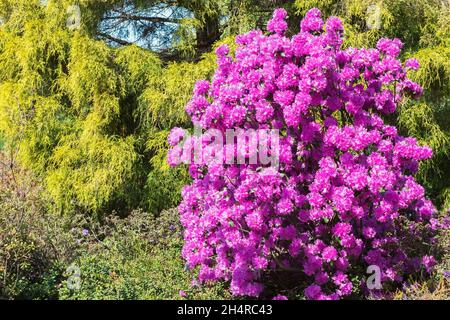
219,0,298,36
394,210,450,300
0,152,79,299
410,46,450,101
142,52,215,130
0,154,229,300
58,209,230,300
294,0,445,50
401,45,450,207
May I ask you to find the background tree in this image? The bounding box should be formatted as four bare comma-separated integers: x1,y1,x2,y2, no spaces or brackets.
0,0,195,216
85,0,295,60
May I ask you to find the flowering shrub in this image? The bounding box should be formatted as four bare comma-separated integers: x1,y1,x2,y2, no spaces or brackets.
168,8,446,299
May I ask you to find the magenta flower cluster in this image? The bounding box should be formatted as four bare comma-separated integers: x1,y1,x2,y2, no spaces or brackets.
168,8,443,299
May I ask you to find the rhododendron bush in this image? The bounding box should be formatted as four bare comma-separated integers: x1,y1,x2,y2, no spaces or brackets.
168,8,446,299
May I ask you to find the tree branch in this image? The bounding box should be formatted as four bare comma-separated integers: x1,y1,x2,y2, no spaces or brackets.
97,32,132,46
103,13,180,25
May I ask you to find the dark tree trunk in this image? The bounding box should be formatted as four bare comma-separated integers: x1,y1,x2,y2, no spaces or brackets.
196,15,221,54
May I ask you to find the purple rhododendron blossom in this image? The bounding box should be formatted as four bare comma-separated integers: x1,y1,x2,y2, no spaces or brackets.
267,8,288,35
179,290,187,298
168,8,444,300
405,58,420,70
168,127,186,147
272,294,288,300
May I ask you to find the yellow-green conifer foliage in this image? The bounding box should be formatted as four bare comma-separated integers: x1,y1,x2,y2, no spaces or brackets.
0,0,217,215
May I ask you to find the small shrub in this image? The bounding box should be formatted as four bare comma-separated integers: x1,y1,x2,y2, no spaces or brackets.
0,152,79,299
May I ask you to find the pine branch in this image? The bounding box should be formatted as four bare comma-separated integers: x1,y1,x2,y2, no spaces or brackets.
97,32,132,46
